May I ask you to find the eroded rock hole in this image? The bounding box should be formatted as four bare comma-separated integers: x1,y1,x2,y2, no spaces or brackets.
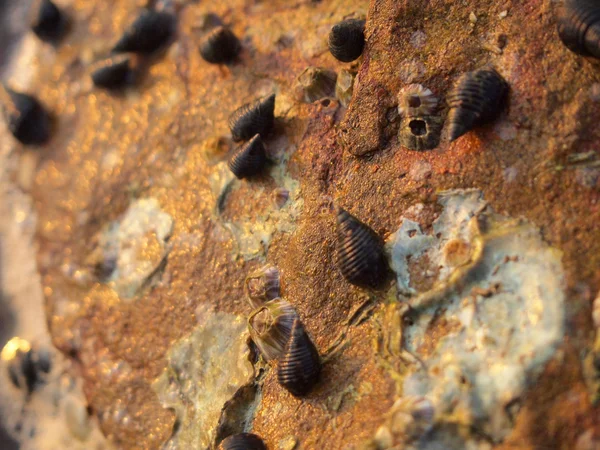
409,119,427,136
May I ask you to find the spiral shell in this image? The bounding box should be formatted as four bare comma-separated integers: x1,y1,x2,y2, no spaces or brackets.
293,67,337,103
244,265,281,309
398,115,443,151
199,25,241,64
557,0,600,58
1,85,51,146
112,10,175,54
446,68,509,142
228,134,268,179
2,338,52,394
277,319,321,397
336,207,390,289
248,298,298,361
218,433,267,450
31,0,67,42
228,94,276,142
397,84,438,117
328,18,366,62
91,55,134,90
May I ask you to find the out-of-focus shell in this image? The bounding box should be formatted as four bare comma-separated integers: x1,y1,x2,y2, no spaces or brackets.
2,338,52,394
293,67,337,103
389,396,435,441
1,85,51,146
218,433,267,450
248,298,298,361
228,94,276,142
398,115,444,151
335,69,356,107
244,265,281,309
228,134,268,179
30,0,68,42
112,10,175,54
397,84,438,117
557,0,600,58
276,319,321,397
446,68,509,142
592,291,600,329
199,25,241,64
328,18,366,62
336,207,390,289
91,55,134,90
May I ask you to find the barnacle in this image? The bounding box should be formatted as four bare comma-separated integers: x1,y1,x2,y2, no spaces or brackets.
218,433,267,450
1,85,51,146
199,25,241,64
228,94,276,142
91,55,134,90
397,84,438,117
30,0,68,42
335,69,356,107
228,134,268,179
446,68,509,142
111,10,175,54
398,115,443,151
244,265,281,309
557,0,600,58
328,18,366,62
293,67,337,103
248,298,298,361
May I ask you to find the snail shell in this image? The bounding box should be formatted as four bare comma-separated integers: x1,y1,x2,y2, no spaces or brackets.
1,85,51,146
244,265,281,309
199,25,241,64
398,115,443,151
446,68,509,142
228,94,276,143
557,0,600,58
277,319,321,397
31,0,67,42
397,84,438,117
336,207,390,289
91,55,134,90
228,134,268,179
112,10,175,54
248,298,298,361
328,18,366,63
218,433,267,450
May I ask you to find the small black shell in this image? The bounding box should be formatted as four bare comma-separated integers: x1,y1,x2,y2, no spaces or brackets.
228,134,268,179
2,86,51,146
218,433,267,450
229,94,276,142
277,319,321,397
336,207,390,289
445,68,508,142
112,10,175,54
199,26,241,64
91,55,134,90
31,0,67,42
557,0,600,58
328,18,366,63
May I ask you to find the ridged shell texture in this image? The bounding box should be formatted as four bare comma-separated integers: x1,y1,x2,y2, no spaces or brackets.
228,94,276,142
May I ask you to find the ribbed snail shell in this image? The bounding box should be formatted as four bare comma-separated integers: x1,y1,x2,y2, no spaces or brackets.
244,265,281,309
31,0,67,42
328,18,366,62
248,298,299,361
557,0,600,58
336,207,390,290
199,25,241,64
228,134,268,179
445,68,509,142
277,319,321,397
397,84,438,117
228,94,276,142
398,115,444,151
1,86,51,146
112,10,175,54
218,433,267,450
91,55,134,90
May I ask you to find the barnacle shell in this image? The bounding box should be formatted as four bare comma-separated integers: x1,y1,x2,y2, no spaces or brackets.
111,10,175,54
2,338,51,394
228,134,268,179
336,207,390,289
398,115,444,151
248,298,299,361
328,18,366,62
244,265,281,309
199,25,241,64
389,396,435,441
293,67,337,103
91,55,134,90
557,0,600,58
228,94,276,142
1,85,51,146
30,0,67,42
218,433,267,450
446,68,509,142
397,84,438,117
276,319,321,397
335,69,356,107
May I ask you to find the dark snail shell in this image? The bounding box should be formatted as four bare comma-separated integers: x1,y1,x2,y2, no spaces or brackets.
336,207,390,290
445,68,508,142
31,0,68,42
1,86,51,146
557,0,600,58
91,55,134,90
398,115,443,151
277,319,321,397
112,10,175,54
228,134,268,179
229,94,276,142
328,18,366,63
199,26,241,64
218,433,267,450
